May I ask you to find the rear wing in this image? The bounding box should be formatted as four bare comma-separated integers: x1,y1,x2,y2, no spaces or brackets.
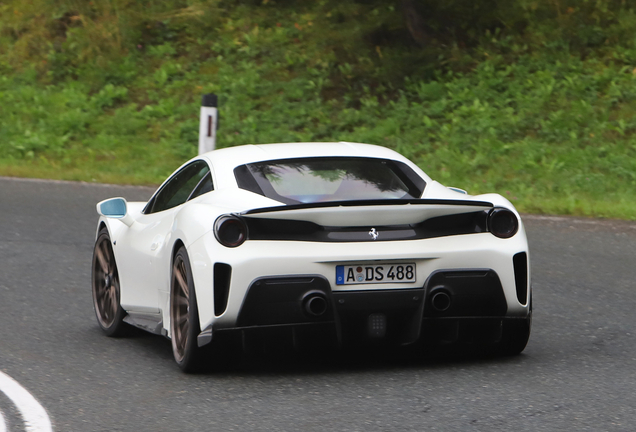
242,199,493,227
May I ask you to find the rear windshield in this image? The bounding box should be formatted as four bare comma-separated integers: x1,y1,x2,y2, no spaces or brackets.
234,157,426,204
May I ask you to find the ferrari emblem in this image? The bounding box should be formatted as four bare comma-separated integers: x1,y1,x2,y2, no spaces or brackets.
369,228,379,240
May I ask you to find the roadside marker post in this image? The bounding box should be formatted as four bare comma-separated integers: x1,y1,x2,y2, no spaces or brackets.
198,93,219,155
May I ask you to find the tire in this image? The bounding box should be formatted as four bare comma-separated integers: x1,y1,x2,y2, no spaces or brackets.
170,246,207,373
92,227,128,337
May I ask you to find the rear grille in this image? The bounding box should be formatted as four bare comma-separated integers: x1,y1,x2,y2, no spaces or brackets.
236,275,333,327
424,270,507,317
264,277,315,285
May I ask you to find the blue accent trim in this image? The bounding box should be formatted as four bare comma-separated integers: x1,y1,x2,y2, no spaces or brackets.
336,266,344,285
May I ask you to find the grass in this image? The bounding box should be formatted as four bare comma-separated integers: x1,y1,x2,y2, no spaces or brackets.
1,0,636,219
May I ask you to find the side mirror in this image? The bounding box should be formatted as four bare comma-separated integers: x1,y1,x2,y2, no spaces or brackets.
96,197,134,226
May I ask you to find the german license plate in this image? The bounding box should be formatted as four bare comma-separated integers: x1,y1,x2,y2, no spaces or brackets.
336,263,416,285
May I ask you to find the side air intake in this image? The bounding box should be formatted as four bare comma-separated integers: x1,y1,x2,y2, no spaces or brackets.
513,252,528,305
214,263,232,316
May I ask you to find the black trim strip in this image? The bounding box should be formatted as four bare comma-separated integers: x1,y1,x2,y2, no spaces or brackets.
243,199,493,215
245,211,489,242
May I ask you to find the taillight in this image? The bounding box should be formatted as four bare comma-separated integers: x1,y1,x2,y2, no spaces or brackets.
214,215,248,247
488,208,519,239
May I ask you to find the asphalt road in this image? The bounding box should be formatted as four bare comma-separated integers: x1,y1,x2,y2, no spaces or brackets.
1,177,636,431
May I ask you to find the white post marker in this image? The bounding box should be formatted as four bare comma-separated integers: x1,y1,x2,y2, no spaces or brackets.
0,372,52,432
198,93,219,155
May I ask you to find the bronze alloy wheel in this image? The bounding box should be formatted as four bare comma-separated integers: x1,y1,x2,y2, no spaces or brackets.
92,228,126,336
171,252,191,364
170,246,208,372
171,246,237,372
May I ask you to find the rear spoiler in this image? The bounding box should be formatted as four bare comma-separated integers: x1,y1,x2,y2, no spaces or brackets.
242,199,493,227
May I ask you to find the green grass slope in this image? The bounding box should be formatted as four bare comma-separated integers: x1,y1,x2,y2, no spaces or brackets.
1,0,635,218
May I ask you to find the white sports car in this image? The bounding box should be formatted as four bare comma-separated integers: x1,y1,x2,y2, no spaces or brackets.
92,142,531,371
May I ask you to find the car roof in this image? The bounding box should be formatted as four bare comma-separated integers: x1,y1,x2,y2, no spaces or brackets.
203,142,404,165
200,142,431,188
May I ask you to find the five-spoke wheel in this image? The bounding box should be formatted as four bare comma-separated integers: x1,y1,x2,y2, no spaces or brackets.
170,246,206,372
92,227,127,336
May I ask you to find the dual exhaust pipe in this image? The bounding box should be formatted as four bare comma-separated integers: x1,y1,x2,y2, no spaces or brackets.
301,288,452,317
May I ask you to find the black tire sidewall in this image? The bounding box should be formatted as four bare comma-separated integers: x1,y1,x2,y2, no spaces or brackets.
499,313,532,356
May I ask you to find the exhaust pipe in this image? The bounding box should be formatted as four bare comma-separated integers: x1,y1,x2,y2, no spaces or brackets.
302,292,328,317
431,289,452,312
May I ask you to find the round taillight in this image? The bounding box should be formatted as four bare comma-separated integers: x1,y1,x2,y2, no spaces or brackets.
214,215,248,247
488,208,519,239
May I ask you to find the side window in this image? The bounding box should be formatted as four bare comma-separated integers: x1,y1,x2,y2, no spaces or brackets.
147,161,210,214
188,172,214,201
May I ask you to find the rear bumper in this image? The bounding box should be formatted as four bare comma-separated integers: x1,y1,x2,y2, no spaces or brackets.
198,268,524,348
188,228,531,336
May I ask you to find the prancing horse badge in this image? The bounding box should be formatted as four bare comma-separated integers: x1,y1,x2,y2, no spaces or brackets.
369,228,379,240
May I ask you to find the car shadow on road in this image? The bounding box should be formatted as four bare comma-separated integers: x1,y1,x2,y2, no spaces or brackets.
228,347,528,377
107,324,529,376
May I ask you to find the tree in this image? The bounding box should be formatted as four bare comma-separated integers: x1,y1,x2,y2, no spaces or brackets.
400,0,428,47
